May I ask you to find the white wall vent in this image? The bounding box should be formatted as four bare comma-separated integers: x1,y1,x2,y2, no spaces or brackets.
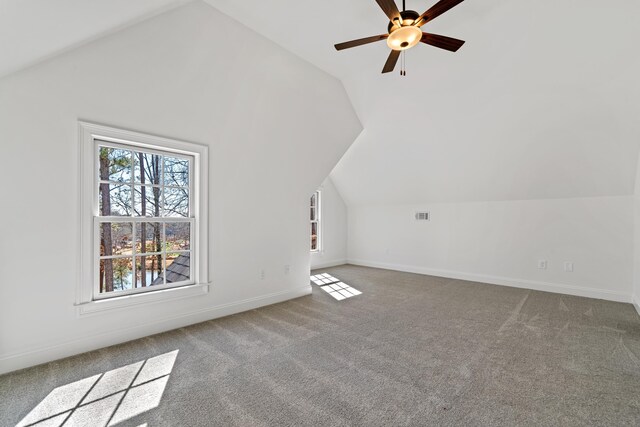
415,212,430,221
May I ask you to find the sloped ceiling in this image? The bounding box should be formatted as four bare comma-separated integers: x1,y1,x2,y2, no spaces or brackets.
206,0,640,204
3,0,640,204
0,0,190,77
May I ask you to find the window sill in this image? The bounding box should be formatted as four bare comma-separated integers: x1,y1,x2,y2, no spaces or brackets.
76,283,209,316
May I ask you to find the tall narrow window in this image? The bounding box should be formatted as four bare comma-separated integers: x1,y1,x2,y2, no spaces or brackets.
79,122,209,311
310,191,320,252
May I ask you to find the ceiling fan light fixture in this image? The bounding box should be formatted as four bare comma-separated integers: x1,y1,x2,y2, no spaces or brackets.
333,0,467,74
386,25,422,51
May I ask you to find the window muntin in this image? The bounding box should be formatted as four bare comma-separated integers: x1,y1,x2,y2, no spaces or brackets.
310,191,320,252
96,141,194,299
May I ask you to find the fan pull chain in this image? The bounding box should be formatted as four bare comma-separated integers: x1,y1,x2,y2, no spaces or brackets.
400,51,407,76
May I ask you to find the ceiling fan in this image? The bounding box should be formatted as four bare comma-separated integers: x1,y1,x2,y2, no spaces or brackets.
334,0,466,75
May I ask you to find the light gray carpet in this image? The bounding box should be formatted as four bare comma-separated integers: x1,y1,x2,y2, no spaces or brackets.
1,265,640,426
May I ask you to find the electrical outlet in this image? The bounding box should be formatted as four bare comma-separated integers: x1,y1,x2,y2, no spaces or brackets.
260,269,265,280
564,262,573,272
284,265,291,275
537,260,547,270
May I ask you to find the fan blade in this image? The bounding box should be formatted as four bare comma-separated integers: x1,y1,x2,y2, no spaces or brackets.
375,0,401,23
415,0,465,27
382,50,401,73
335,34,388,51
421,33,465,52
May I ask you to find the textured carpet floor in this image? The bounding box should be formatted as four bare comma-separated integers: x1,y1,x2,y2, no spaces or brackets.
1,265,640,426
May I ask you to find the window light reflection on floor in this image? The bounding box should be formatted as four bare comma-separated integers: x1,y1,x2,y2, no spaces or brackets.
16,350,178,427
310,273,339,286
310,273,362,301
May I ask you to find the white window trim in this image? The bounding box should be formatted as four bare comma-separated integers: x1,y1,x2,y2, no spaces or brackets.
311,190,321,253
77,122,209,315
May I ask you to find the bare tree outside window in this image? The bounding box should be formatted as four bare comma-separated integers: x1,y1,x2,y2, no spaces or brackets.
97,143,192,296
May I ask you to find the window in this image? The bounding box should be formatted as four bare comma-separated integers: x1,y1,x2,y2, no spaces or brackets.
79,122,208,313
96,145,192,297
310,191,320,251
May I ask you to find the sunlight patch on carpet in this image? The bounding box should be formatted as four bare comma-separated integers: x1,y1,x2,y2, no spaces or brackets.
310,273,362,301
16,350,178,427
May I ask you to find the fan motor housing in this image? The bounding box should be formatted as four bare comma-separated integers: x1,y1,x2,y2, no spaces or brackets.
387,10,421,33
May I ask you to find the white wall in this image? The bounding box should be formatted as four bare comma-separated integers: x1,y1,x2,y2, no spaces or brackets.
310,177,348,269
347,196,634,302
0,1,361,373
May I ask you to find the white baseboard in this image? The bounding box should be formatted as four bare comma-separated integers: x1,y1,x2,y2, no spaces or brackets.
310,259,347,270
0,286,311,375
633,295,640,317
347,259,632,303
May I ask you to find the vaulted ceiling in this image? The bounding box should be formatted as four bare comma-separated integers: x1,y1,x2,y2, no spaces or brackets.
3,0,640,204
0,0,190,77
207,0,640,204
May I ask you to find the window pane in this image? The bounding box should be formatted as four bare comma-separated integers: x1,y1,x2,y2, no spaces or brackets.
166,223,190,251
134,152,162,185
135,255,164,288
99,183,132,216
134,185,162,217
311,222,318,250
310,191,320,252
164,187,189,217
136,222,162,253
164,156,189,188
165,253,190,284
100,222,133,256
100,257,133,293
98,147,131,183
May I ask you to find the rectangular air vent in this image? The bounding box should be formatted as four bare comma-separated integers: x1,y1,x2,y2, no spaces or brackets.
415,212,430,221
